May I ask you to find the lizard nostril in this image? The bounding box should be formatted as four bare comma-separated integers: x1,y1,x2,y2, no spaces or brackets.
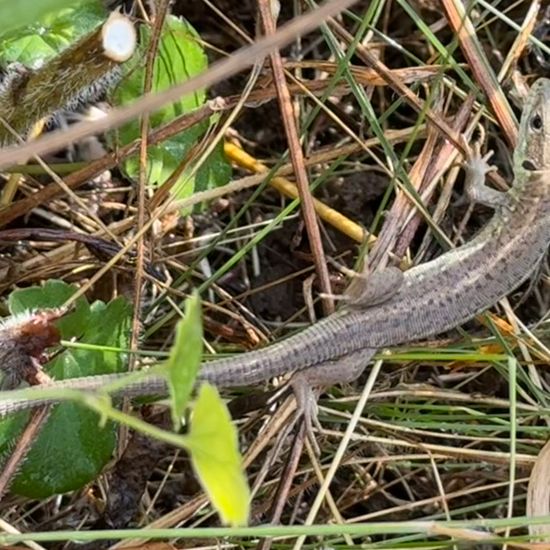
522,159,538,171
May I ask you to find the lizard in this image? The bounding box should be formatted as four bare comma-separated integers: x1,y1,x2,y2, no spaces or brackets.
0,77,549,415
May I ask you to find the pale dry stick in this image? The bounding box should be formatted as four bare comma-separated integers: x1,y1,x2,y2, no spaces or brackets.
321,431,535,467
303,437,355,547
132,0,170,348
480,0,549,61
497,0,540,82
133,0,170,341
527,439,550,538
0,518,45,550
428,453,453,526
0,0,361,168
292,360,383,550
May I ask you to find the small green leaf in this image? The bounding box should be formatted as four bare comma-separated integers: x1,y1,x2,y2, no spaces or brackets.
111,15,231,203
0,281,132,498
188,383,250,526
167,293,202,428
195,140,232,194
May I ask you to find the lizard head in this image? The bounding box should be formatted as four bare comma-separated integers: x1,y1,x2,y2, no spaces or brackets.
514,77,550,173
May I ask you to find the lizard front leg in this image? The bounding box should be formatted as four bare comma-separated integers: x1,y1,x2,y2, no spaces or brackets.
463,141,508,209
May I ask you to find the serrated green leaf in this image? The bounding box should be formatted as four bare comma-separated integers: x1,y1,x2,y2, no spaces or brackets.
167,293,202,428
111,15,231,204
0,281,132,497
0,1,105,67
188,383,250,526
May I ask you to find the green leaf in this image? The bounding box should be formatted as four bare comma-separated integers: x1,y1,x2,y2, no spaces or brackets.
0,281,132,498
195,140,232,194
166,293,203,428
0,0,85,38
111,15,231,204
188,384,250,526
0,1,105,67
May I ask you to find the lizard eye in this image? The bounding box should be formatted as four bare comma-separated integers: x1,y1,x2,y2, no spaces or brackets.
522,159,538,171
530,113,543,132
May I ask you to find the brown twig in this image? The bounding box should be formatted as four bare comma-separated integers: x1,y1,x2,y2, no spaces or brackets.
0,228,164,281
258,0,334,315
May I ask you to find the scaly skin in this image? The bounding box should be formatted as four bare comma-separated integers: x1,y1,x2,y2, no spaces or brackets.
1,78,549,415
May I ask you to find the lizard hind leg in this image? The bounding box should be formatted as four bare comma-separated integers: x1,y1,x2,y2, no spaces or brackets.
286,347,378,452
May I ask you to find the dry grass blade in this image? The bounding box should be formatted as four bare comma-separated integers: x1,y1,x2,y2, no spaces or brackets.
441,0,518,146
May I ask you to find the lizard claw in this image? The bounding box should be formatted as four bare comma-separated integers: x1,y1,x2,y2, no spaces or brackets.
290,374,322,455
466,140,497,177
461,137,507,209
